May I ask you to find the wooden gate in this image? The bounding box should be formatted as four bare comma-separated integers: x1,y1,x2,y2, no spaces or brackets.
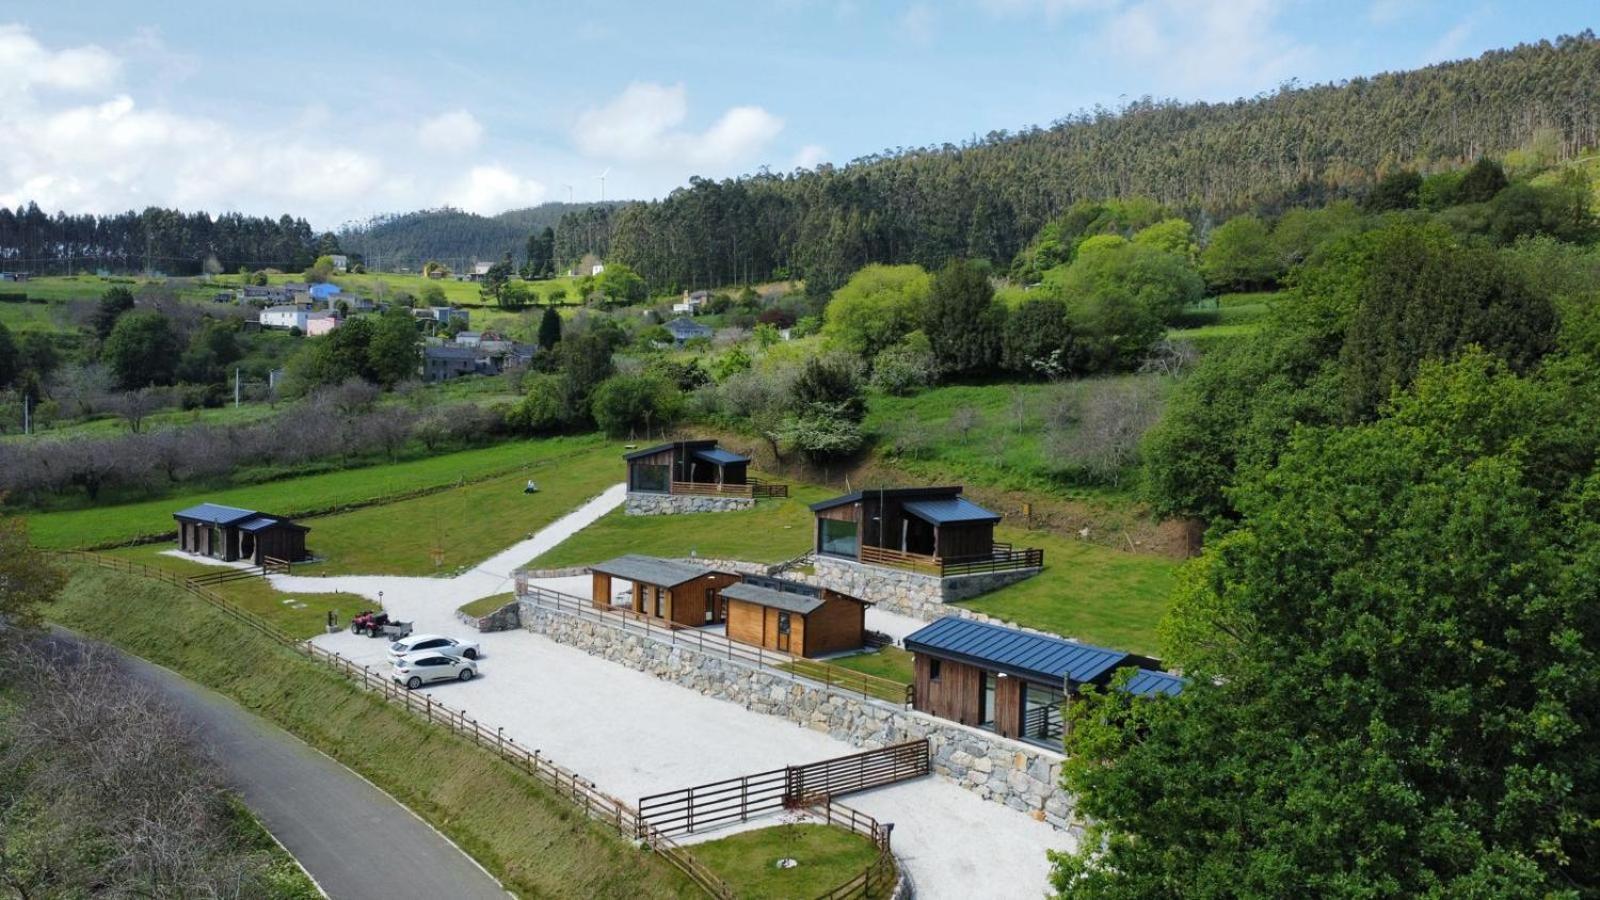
785,739,930,805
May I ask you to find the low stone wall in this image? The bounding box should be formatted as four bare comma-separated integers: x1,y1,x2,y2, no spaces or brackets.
456,599,521,632
624,492,756,516
807,556,1040,621
518,601,1078,831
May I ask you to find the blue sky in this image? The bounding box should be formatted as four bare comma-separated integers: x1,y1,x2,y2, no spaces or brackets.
0,1,1592,229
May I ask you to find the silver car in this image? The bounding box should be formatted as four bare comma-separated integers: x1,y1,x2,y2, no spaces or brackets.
392,652,477,690
388,633,481,661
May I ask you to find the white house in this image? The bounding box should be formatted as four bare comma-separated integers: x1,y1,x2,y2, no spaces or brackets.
590,263,605,276
672,289,712,315
259,306,310,331
329,254,349,273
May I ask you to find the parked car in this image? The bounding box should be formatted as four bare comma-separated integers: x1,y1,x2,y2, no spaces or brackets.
392,652,477,690
388,633,481,660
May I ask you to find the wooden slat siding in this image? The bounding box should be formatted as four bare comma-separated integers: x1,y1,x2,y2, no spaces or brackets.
50,551,741,900
591,571,612,609
803,592,868,657
664,571,741,628
914,654,985,727
785,740,931,805
934,520,994,560
995,673,1025,739
670,480,755,498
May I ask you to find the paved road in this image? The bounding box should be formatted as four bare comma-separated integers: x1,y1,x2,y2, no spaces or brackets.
65,637,511,900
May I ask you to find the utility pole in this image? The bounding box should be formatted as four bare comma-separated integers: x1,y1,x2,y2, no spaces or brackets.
23,393,30,436
234,367,241,408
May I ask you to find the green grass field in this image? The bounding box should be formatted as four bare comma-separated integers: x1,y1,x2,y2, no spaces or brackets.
460,592,516,617
692,823,884,899
829,647,915,684
955,523,1178,655
48,565,697,899
529,481,831,568
24,435,608,550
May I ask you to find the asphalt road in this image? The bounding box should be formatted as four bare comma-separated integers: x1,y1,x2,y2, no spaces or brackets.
70,637,512,900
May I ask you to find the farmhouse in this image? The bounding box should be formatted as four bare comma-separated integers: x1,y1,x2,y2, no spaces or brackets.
903,617,1180,749
329,254,348,272
720,574,869,657
811,486,1042,576
422,345,480,382
259,305,311,330
303,310,340,336
588,555,742,628
173,503,310,566
663,317,712,345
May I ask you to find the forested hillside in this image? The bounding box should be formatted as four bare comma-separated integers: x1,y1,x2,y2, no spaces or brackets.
337,202,620,270
609,34,1600,292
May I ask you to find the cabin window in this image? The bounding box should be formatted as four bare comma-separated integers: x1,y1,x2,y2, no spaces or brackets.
652,586,664,618
928,659,942,682
980,672,998,730
818,518,859,557
631,463,670,493
777,611,791,635
1023,683,1065,748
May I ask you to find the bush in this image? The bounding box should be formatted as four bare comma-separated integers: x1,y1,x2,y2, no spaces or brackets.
590,374,681,437
870,332,937,395
506,374,567,434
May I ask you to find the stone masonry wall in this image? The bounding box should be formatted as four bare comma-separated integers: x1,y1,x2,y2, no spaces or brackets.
625,492,756,516
807,556,1041,621
518,601,1079,832
456,598,521,632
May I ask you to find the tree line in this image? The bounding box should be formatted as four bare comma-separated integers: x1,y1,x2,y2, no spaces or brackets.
0,206,335,276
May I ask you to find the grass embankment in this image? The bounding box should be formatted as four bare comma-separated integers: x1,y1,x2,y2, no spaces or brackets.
692,823,884,899
49,565,698,899
829,647,916,684
531,479,832,568
26,435,609,550
460,592,516,618
226,798,325,898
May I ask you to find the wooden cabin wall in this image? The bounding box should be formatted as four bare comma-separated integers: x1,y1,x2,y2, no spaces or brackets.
665,572,742,627
591,573,612,608
936,521,995,560
914,655,984,727
254,527,306,565
802,595,866,656
994,675,1024,739
726,599,766,647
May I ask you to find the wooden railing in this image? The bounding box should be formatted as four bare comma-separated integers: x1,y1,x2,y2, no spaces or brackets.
808,798,899,900
520,583,914,706
262,555,292,575
668,477,789,499
785,739,930,805
189,565,269,586
52,551,738,900
857,542,1045,577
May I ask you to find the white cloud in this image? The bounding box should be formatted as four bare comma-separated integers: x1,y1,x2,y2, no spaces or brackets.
0,24,120,100
446,165,546,215
1098,0,1309,95
1421,14,1478,64
901,4,938,44
792,144,829,169
574,82,784,168
418,109,484,154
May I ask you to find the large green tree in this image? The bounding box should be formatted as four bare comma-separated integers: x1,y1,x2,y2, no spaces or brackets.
1058,354,1600,897
922,259,1002,377
0,512,65,632
537,306,563,350
1200,215,1281,291
102,312,179,389
366,308,422,386
822,263,933,357
0,322,16,388
91,286,135,341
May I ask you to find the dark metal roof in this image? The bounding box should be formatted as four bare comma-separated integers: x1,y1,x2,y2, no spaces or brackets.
1120,669,1187,697
902,496,1001,525
665,317,711,336
903,617,1130,687
173,503,258,526
237,515,308,533
623,439,716,461
809,485,967,513
589,554,718,587
720,582,824,615
693,447,749,466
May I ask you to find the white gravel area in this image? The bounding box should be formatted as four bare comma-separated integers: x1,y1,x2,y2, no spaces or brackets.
866,606,936,643
158,550,257,570
280,483,1068,898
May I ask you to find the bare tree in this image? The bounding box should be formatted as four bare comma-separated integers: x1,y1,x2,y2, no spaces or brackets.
1140,338,1201,378
949,405,982,441
107,386,167,434
1048,378,1165,484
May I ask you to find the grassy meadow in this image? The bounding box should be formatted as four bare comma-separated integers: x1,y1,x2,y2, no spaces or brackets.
692,823,884,899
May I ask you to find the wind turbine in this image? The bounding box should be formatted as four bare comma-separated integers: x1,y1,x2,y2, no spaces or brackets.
562,184,574,204
595,168,611,202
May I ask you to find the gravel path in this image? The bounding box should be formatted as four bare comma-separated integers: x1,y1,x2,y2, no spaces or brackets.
278,485,1068,898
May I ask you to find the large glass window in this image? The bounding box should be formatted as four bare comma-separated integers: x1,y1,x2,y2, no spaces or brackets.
980,673,998,729
1023,683,1065,749
631,464,670,493
818,518,859,558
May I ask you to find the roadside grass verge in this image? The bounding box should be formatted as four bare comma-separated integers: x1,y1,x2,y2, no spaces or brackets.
827,647,915,685
225,797,324,899
460,592,515,618
295,440,622,576
530,480,832,568
691,823,883,898
48,564,698,899
954,524,1179,656
25,435,609,551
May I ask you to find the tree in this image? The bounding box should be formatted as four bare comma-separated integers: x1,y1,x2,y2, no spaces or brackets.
1456,156,1510,203
102,312,179,389
420,284,447,307
525,226,556,278
1056,354,1600,896
781,404,865,463
421,260,450,278
554,329,618,423
1200,215,1280,291
92,286,135,341
1001,297,1075,376
1047,241,1199,372
869,332,938,396
0,512,64,632
0,322,16,388
499,280,533,310
922,259,1002,377
480,253,513,303
305,255,336,283
366,307,422,387
1131,218,1196,260
590,374,681,437
506,373,567,433
822,264,933,357
595,262,647,305
793,353,866,422
1362,168,1422,212
537,306,563,350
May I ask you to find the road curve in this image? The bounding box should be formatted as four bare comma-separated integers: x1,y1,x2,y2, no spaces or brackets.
71,636,512,900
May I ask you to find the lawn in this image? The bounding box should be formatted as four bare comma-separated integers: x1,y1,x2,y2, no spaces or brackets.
24,435,608,550
829,647,915,684
48,564,698,899
954,523,1179,656
862,378,1167,501
295,439,623,576
460,592,515,617
529,479,831,568
692,823,885,899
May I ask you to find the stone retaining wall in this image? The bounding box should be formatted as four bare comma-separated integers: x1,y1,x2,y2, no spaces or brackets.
806,556,1041,621
624,492,756,516
456,599,521,632
518,601,1078,831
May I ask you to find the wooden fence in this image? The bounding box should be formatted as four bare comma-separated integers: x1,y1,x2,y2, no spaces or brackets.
669,477,789,499
520,582,913,706
807,798,899,900
786,739,931,805
858,542,1044,577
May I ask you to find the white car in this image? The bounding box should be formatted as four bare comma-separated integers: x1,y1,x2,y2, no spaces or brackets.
388,633,480,661
393,652,477,690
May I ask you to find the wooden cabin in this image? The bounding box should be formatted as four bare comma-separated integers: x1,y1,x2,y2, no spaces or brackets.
588,555,742,628
811,486,1040,575
173,503,310,566
903,617,1173,749
719,575,869,657
625,440,749,493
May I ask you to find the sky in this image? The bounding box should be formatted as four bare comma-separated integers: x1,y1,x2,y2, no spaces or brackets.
0,1,1593,231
